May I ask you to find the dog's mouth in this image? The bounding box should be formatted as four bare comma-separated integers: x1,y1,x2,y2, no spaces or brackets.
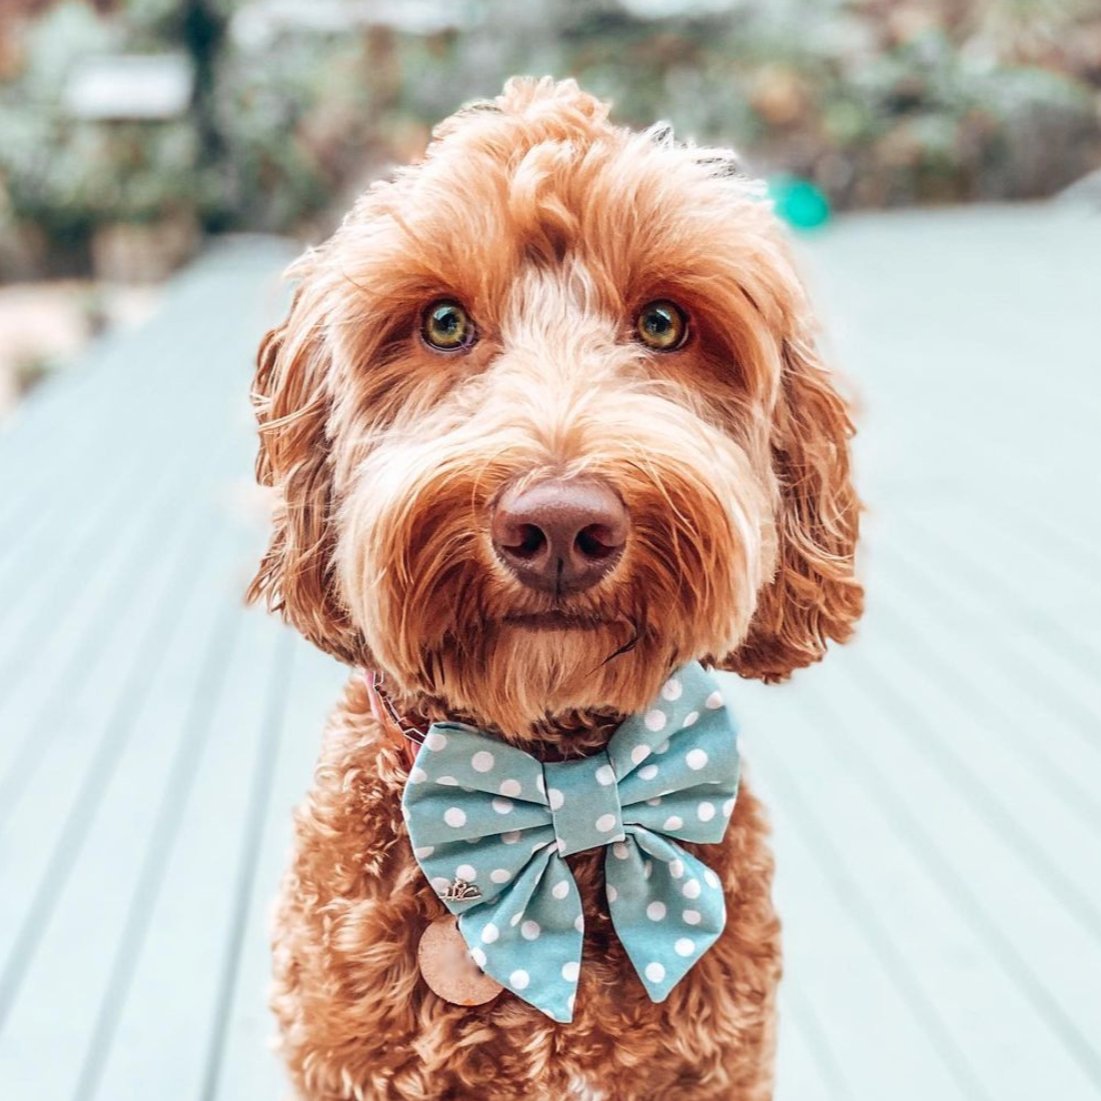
502,611,616,632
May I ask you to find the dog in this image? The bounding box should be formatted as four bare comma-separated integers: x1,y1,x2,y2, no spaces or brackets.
248,77,862,1101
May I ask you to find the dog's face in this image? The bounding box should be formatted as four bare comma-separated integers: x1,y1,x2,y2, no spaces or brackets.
250,79,862,736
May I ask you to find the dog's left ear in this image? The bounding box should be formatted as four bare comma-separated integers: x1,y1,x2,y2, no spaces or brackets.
724,324,863,681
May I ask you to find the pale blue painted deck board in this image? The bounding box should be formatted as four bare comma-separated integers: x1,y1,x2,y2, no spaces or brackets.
759,202,1101,1101
0,522,239,1096
84,605,289,1099
749,748,977,1101
0,207,1099,1100
0,239,303,1100
211,642,348,1101
743,676,1100,1098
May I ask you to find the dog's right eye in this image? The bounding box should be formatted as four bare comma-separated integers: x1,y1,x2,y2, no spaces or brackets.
635,300,688,352
421,300,476,351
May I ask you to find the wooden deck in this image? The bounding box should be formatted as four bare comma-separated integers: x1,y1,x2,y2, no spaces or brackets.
1,205,1099,1100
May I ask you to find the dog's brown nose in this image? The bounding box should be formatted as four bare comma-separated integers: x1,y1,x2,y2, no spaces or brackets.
491,478,628,594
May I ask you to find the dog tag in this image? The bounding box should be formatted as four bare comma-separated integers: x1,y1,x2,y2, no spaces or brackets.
417,915,503,1006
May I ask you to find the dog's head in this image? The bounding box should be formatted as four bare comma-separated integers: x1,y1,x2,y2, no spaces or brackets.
249,78,862,735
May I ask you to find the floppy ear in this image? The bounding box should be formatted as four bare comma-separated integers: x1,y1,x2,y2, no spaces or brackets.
247,277,363,664
726,325,863,681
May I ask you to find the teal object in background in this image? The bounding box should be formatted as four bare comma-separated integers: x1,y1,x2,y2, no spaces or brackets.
769,174,832,231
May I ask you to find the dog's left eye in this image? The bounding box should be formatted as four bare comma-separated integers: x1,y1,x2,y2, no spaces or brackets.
421,299,476,351
635,300,688,351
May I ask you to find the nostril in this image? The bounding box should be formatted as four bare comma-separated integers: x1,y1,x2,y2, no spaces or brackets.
575,524,621,561
504,523,547,561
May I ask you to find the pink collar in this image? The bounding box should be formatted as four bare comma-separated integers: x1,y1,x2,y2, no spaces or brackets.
361,669,424,769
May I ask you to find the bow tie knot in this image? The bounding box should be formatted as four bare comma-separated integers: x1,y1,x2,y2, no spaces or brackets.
546,751,626,856
401,662,740,1022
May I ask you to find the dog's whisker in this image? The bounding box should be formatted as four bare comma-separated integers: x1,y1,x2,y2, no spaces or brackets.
598,618,642,667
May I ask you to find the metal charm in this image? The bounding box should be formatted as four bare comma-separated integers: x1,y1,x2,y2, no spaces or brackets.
439,878,482,902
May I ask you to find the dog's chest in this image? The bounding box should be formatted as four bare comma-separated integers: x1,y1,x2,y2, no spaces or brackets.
565,848,621,952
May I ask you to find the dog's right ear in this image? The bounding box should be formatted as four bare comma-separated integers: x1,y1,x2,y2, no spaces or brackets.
247,274,362,664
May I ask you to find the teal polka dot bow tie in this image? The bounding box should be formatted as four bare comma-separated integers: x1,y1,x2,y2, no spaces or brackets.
401,662,740,1022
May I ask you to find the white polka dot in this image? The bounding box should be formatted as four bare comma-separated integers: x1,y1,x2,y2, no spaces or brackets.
644,709,667,732
444,807,467,828
607,885,618,902
438,775,459,786
521,920,541,941
481,923,499,943
562,960,580,981
492,797,514,815
612,842,629,860
683,908,701,925
646,796,662,806
686,749,709,771
645,962,666,983
675,937,695,957
646,901,667,921
470,946,487,967
568,993,576,1013
644,860,654,879
456,863,477,881
697,801,716,822
664,815,684,831
552,880,570,899
548,788,565,811
536,774,546,794
413,845,434,859
631,745,651,765
669,858,685,879
681,711,699,729
556,838,567,854
683,879,702,899
639,764,659,781
654,740,670,754
424,731,448,751
595,764,616,786
490,868,511,884
661,677,683,701
471,750,495,773
502,830,522,844
705,690,723,710
499,778,522,797
723,797,736,817
595,813,617,833
408,767,427,783
510,912,523,927
431,876,451,893
704,868,721,889
510,969,530,990
575,914,584,932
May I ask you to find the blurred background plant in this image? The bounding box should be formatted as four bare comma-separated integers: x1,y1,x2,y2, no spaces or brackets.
2,0,1100,274
0,0,1098,405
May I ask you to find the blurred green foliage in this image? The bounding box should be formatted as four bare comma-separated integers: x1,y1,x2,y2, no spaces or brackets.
0,0,1099,274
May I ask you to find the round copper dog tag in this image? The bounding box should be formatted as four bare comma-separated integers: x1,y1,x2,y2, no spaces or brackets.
417,916,503,1006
